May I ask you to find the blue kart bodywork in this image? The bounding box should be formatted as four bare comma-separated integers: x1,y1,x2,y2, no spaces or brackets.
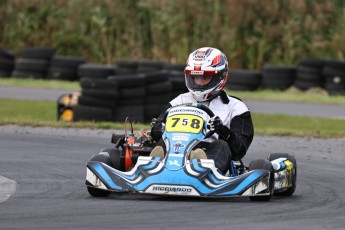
86,104,294,198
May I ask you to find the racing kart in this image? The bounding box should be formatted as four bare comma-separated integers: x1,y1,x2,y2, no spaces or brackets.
85,103,297,201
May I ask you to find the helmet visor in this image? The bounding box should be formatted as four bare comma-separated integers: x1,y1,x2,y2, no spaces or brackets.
185,71,223,91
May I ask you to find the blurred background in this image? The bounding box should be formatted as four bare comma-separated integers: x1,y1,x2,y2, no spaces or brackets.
1,0,345,67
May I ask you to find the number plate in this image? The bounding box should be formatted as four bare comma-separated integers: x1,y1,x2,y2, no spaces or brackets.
166,114,203,134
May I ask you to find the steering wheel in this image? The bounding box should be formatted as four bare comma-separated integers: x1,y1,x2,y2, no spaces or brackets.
163,103,215,139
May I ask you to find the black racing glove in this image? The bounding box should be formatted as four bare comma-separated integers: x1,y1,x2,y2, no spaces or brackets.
208,116,231,140
151,118,157,127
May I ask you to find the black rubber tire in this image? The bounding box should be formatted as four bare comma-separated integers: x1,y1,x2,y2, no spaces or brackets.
11,70,45,79
78,64,115,79
50,55,85,68
261,66,296,90
112,105,144,123
0,70,11,78
144,94,171,104
80,78,119,90
227,69,261,91
137,60,165,73
78,95,117,108
298,58,325,69
116,59,138,74
0,58,15,71
21,47,55,60
248,159,274,201
15,58,49,73
268,153,297,196
145,70,169,84
47,66,78,81
81,89,119,100
146,81,172,95
164,63,185,71
99,148,125,171
119,87,146,99
108,74,146,88
118,97,144,106
71,105,113,121
87,154,112,197
0,48,15,60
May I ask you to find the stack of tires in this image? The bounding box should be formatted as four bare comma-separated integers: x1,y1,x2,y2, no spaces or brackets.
78,63,115,80
11,47,55,79
294,59,325,90
115,59,138,75
226,69,262,91
322,60,345,95
165,64,187,99
47,56,85,81
261,66,296,90
137,60,165,73
144,70,172,121
108,74,146,123
0,48,15,77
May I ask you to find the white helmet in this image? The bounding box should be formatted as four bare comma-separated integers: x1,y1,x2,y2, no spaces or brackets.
185,47,229,102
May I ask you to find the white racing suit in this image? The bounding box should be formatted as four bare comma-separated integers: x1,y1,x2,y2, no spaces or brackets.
151,91,254,174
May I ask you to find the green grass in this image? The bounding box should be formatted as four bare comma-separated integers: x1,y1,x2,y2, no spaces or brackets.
0,78,80,91
1,98,344,138
225,88,345,105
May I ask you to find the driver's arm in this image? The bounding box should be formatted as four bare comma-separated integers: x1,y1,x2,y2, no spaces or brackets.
221,111,254,161
150,104,171,142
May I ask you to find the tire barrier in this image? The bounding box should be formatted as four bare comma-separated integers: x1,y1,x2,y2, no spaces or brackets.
47,56,85,81
294,59,325,90
261,66,296,90
11,47,55,79
0,48,15,78
322,60,345,95
226,69,262,91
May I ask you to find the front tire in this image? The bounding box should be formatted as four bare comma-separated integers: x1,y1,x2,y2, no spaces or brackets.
87,154,112,197
268,153,297,196
248,159,274,201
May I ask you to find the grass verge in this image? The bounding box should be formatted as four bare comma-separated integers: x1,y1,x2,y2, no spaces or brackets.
0,78,80,91
1,99,344,138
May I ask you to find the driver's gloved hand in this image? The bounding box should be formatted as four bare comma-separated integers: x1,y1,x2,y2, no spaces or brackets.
151,118,157,127
208,116,231,140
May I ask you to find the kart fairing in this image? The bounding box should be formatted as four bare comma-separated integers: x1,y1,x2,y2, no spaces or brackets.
86,104,272,197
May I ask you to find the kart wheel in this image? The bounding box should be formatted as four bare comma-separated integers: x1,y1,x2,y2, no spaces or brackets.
100,148,124,171
87,154,112,197
268,153,297,196
248,159,274,201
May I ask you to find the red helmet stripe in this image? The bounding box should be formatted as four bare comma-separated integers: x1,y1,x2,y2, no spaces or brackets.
211,55,221,66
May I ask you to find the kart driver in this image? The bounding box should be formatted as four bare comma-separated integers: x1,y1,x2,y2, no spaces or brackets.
150,47,254,174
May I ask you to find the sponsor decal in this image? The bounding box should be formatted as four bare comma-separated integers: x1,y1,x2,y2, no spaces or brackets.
191,70,204,75
172,135,189,141
169,108,204,115
152,186,192,193
194,55,205,59
168,160,180,166
172,142,185,153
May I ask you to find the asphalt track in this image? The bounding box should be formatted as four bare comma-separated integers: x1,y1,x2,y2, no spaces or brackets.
0,126,344,230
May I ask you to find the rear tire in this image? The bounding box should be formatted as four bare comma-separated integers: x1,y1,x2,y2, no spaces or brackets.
87,154,112,197
99,148,124,171
248,159,274,201
268,153,297,196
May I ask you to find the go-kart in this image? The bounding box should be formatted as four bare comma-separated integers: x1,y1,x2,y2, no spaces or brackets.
85,103,297,201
